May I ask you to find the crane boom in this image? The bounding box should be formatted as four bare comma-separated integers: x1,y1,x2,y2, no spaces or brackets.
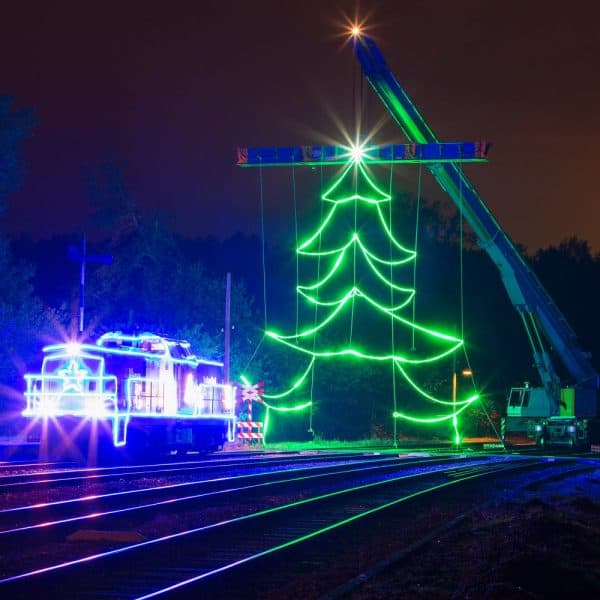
353,34,598,411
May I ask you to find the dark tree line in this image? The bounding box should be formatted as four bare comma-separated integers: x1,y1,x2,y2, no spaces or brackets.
1,98,598,440
0,96,46,417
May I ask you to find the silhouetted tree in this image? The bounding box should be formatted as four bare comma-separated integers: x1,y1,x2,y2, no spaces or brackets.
533,237,600,373
82,160,139,242
0,97,44,414
0,238,45,399
87,218,262,379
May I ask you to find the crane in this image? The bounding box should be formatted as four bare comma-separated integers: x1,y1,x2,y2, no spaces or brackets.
351,31,598,446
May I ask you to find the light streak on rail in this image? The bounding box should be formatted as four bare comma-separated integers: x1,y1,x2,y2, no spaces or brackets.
0,456,406,515
0,456,480,534
0,456,522,587
0,452,378,489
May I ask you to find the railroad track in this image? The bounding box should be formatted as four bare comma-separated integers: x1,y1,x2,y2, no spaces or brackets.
0,454,468,544
0,451,393,490
0,453,572,598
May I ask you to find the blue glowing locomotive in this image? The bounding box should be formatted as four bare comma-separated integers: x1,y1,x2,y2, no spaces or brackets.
23,332,236,459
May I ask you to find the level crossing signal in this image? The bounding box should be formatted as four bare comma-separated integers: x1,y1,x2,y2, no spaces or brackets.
239,381,265,404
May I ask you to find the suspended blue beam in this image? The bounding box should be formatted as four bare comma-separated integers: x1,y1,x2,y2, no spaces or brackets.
236,142,490,167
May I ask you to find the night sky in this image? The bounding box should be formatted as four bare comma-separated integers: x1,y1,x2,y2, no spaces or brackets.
2,0,599,251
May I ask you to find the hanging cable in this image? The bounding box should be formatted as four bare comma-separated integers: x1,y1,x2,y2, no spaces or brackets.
459,170,465,341
349,163,358,345
250,164,316,417
349,57,362,346
259,162,268,330
462,347,503,444
411,164,423,351
241,335,265,375
454,166,504,446
242,163,269,376
292,165,299,335
388,163,398,447
308,166,325,434
352,55,357,133
452,168,465,444
361,66,367,134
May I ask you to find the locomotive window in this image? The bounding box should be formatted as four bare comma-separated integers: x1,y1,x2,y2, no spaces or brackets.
170,344,192,359
141,340,165,354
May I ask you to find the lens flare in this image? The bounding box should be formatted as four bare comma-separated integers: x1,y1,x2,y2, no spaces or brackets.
349,143,364,162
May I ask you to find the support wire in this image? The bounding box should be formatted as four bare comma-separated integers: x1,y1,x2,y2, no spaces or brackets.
308,167,325,434
455,165,504,446
388,164,398,447
259,163,268,330
292,165,299,335
411,164,422,351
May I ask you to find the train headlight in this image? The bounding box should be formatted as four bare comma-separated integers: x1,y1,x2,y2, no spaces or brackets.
85,396,111,418
65,342,81,356
39,397,57,416
535,424,542,432
567,425,576,433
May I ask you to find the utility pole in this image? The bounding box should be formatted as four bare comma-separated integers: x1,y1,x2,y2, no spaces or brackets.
67,233,112,333
224,272,231,383
79,233,86,333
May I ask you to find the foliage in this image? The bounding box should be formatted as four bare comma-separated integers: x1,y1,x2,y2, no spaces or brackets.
0,96,44,413
2,150,598,443
0,237,47,410
1,94,596,443
86,217,262,379
82,160,140,239
262,436,393,452
533,237,600,374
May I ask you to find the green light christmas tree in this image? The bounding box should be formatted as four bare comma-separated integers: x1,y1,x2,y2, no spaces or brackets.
247,153,478,439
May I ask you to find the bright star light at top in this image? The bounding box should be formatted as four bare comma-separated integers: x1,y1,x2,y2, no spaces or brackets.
349,143,365,163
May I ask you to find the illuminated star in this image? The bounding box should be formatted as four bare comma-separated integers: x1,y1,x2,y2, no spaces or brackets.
58,359,89,392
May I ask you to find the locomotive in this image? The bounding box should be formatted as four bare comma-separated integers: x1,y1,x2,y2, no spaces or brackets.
23,331,236,459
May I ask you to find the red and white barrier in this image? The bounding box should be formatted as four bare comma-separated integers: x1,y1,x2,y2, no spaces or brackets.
237,421,264,443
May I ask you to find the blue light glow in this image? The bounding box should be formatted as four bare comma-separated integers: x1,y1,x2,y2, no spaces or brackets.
23,332,236,449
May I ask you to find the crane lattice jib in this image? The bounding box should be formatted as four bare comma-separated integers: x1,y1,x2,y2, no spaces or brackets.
354,35,597,395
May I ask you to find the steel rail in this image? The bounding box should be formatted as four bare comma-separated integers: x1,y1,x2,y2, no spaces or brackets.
141,460,589,600
132,460,548,599
0,456,540,596
0,455,467,540
0,451,382,489
320,460,598,599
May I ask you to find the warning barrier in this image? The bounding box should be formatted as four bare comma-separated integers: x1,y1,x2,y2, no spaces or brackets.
237,421,264,444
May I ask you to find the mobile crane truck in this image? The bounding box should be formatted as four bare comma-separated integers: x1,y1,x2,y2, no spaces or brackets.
351,31,599,448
